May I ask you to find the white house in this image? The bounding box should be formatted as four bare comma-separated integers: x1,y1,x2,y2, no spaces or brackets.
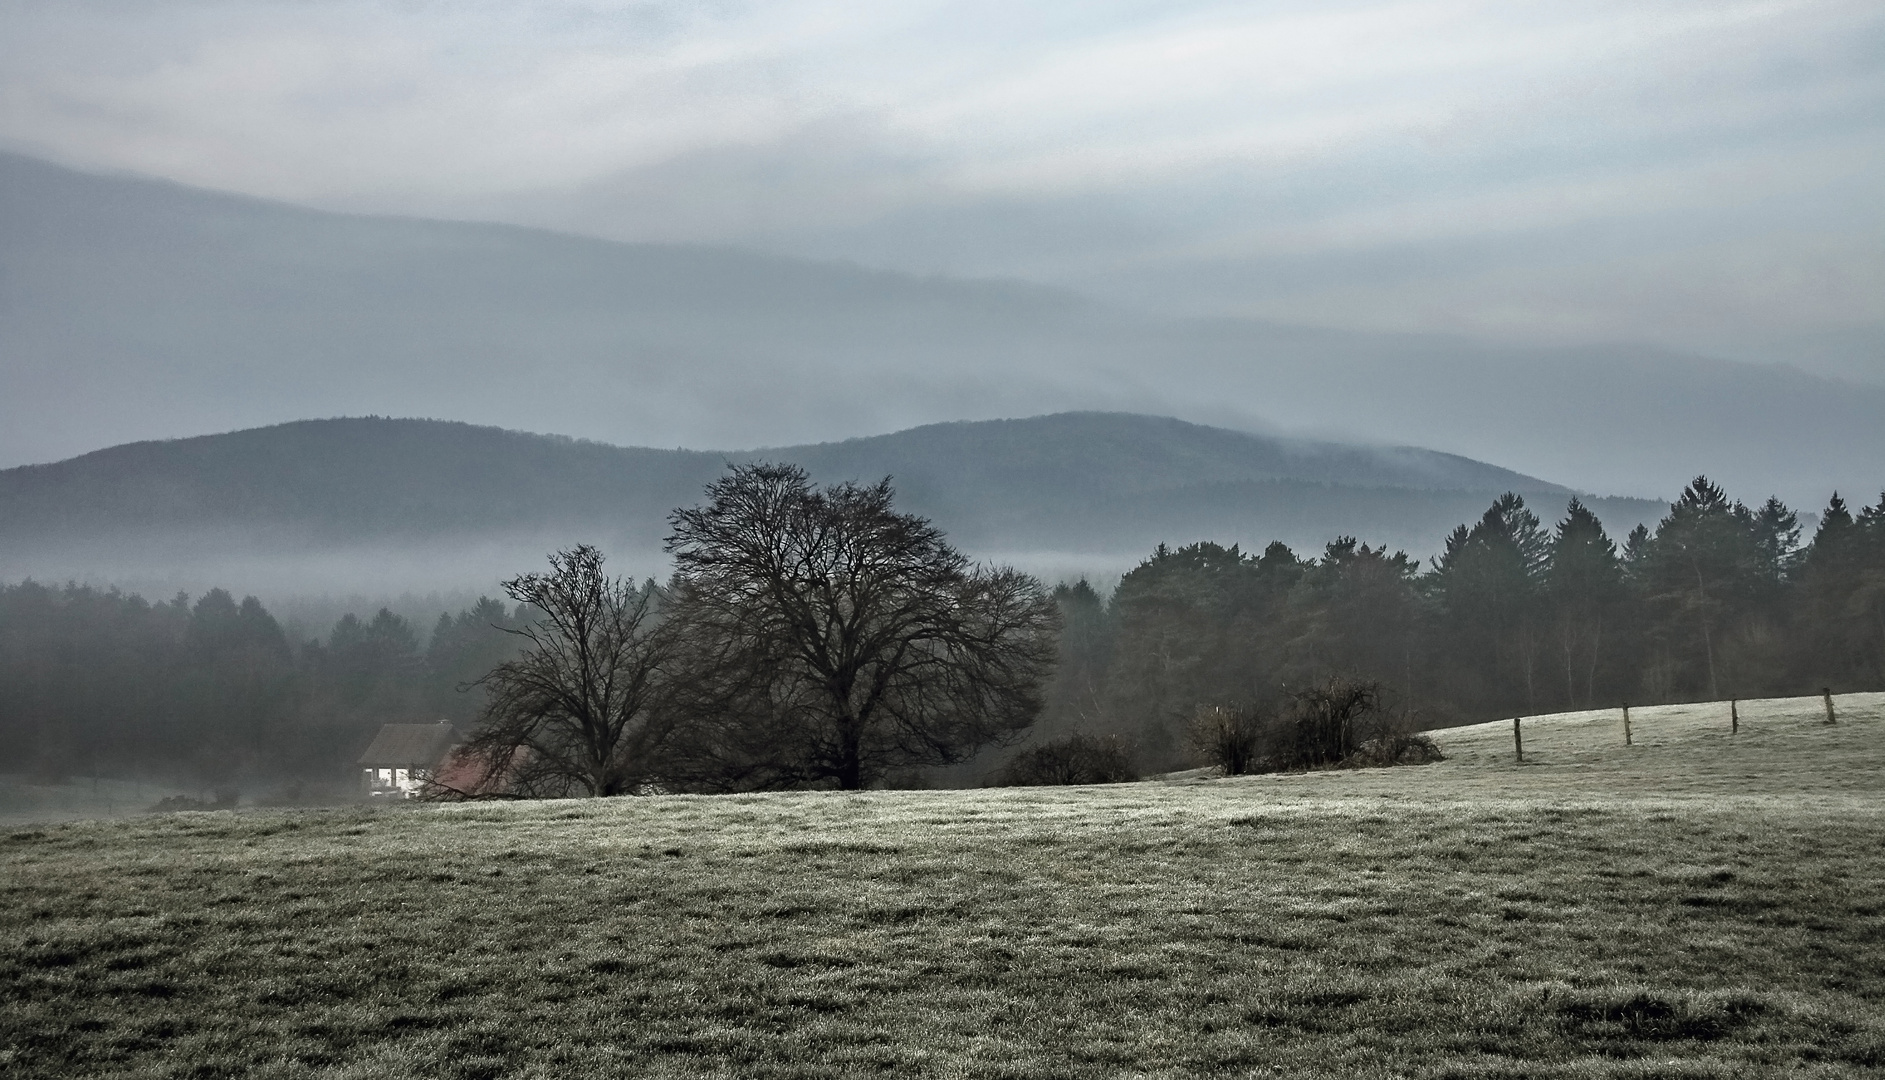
357,720,461,798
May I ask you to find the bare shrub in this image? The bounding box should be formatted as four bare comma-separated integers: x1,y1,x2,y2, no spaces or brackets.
1184,681,1436,775
1281,677,1380,769
1344,731,1444,768
150,789,239,812
992,732,1138,786
1188,704,1266,775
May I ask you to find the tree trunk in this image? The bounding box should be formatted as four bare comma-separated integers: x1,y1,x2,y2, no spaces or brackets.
1692,557,1720,700
835,721,865,790
1699,615,1719,700
1562,622,1577,712
1584,615,1603,710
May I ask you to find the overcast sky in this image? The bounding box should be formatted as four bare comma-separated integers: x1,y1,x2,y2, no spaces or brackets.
3,0,1881,380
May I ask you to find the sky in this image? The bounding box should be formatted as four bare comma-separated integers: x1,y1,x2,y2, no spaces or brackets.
1,0,1882,380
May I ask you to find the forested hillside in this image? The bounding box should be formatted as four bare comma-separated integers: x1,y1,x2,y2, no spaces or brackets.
5,149,1881,505
0,413,1655,593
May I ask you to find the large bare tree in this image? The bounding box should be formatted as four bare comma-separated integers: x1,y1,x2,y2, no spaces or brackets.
456,545,676,797
665,463,1058,790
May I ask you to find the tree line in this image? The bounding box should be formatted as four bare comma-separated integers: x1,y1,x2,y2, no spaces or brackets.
0,583,533,791
3,469,1883,792
0,463,1060,797
1040,478,1885,771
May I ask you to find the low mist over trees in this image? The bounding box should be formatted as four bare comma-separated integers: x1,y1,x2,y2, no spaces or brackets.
4,473,1885,791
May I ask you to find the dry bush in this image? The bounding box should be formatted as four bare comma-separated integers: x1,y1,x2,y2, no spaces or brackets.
149,789,239,812
992,732,1138,786
1281,678,1381,769
1184,681,1436,775
1188,704,1266,775
1343,732,1445,768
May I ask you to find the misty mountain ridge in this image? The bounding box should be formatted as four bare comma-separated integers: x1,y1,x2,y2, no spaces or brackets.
0,413,1658,596
3,150,1882,508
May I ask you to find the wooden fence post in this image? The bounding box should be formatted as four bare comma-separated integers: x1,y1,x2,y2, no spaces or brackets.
1823,689,1836,724
1731,698,1738,735
1513,716,1524,763
1623,703,1632,746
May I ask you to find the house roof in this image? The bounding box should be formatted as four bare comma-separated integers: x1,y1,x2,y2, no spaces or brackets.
358,722,461,767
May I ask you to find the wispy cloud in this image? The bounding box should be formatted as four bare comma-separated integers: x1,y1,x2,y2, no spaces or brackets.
1,0,1880,376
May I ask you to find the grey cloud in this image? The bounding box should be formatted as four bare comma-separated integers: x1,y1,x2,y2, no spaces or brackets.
0,0,1882,384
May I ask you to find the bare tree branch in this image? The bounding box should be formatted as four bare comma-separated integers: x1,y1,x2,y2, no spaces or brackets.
456,545,678,798
664,463,1058,790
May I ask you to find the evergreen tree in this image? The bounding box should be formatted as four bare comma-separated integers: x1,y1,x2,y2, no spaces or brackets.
1544,498,1623,709
424,597,530,725
1799,493,1885,686
177,590,294,785
1855,494,1885,684
1038,579,1113,737
1286,537,1423,711
1635,477,1765,700
1751,497,1804,589
1101,541,1304,767
1431,493,1549,713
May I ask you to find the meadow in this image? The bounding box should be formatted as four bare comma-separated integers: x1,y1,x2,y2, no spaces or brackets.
3,693,1882,1078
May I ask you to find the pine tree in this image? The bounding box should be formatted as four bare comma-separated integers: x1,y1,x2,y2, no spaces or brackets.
1545,498,1622,708
1431,493,1549,713
1636,477,1765,700
1750,497,1803,590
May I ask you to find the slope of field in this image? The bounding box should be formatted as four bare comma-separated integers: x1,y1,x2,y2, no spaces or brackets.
2,695,1881,1078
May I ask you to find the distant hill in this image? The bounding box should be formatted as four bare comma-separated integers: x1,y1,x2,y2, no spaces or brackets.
2,150,1881,508
0,413,1661,595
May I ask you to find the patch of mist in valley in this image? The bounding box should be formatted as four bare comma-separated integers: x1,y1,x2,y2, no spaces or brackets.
0,535,664,648
1,488,1675,628
0,413,1680,631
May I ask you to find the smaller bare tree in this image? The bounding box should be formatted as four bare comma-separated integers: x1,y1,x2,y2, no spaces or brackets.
992,732,1137,786
1188,704,1265,775
455,545,676,798
1284,677,1380,768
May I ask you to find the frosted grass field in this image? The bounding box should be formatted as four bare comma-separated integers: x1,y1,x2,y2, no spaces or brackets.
3,694,1882,1077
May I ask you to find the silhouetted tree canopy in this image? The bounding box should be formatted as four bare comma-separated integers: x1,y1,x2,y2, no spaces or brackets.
1021,480,1885,774
664,463,1059,791
458,545,676,798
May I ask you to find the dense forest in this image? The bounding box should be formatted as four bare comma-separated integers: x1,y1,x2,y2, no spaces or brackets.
2,475,1882,790
1038,478,1885,768
0,588,535,795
